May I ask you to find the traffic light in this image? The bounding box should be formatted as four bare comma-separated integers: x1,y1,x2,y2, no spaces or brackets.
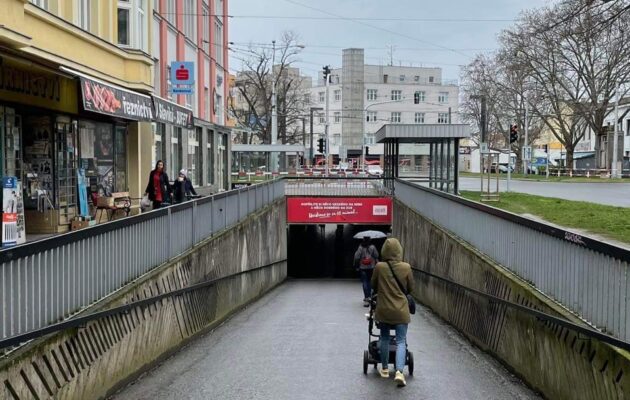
317,138,326,153
322,65,331,83
509,124,519,144
365,146,370,156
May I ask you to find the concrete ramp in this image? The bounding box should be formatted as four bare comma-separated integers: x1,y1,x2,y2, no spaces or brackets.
113,281,539,400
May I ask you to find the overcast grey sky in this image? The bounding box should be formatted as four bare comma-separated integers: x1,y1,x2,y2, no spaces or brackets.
228,0,551,81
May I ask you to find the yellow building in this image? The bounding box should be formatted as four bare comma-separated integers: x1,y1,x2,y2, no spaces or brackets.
0,0,154,236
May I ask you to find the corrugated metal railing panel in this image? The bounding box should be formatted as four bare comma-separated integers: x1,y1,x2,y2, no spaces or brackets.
395,180,630,342
0,180,282,341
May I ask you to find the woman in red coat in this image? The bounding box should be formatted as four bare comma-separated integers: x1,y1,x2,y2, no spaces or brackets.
144,160,172,209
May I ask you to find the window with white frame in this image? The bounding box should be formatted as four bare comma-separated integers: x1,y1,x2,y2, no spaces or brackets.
184,0,196,42
414,76,420,82
414,91,425,104
205,87,210,120
334,90,341,101
390,112,401,123
117,0,148,51
318,92,325,103
318,114,325,124
399,75,405,82
391,90,402,101
438,92,449,103
216,94,223,123
365,135,375,145
367,89,377,101
31,0,48,10
414,112,425,124
304,93,311,104
331,134,341,146
165,0,176,25
438,112,449,124
215,22,224,66
77,0,90,31
202,6,210,53
334,112,341,123
216,0,224,19
366,111,377,122
429,76,435,83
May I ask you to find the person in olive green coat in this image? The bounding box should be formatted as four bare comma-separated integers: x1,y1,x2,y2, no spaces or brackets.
371,237,414,386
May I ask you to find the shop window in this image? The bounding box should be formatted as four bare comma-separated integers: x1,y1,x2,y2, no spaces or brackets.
55,118,78,219
2,108,22,181
171,127,183,178
115,126,127,191
188,128,201,186
22,115,53,209
207,129,214,185
79,121,117,197
153,122,166,167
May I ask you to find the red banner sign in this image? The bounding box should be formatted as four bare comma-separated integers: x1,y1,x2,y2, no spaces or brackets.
287,197,392,224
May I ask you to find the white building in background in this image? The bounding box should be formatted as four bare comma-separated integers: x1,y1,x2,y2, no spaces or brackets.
309,48,459,166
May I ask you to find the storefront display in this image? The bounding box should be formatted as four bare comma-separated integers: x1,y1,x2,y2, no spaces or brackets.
2,176,25,246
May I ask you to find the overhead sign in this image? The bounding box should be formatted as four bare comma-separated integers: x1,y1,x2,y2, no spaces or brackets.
170,61,195,94
287,197,392,224
171,62,195,85
152,96,194,128
80,76,153,121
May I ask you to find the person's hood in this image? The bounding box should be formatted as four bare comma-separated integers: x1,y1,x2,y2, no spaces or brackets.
381,238,403,261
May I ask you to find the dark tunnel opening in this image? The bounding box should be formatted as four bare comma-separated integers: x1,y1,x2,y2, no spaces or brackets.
287,224,391,279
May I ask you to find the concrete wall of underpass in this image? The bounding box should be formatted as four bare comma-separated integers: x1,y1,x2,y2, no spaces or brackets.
0,199,287,400
393,199,630,400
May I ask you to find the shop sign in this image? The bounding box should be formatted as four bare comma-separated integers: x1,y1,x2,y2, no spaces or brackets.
80,76,153,121
2,177,25,247
0,56,77,113
152,96,193,128
286,197,392,224
170,61,195,94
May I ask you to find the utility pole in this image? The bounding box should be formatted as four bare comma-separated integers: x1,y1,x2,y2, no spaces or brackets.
612,82,620,178
271,40,278,173
523,95,529,175
324,65,330,175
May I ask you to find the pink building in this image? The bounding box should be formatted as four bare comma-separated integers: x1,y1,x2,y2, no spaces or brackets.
153,0,230,191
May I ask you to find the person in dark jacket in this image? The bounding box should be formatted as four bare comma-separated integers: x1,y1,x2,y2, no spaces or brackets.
144,160,172,209
354,237,379,306
371,237,414,387
173,169,198,203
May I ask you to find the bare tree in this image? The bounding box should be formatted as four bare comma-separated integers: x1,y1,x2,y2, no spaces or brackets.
229,32,310,145
502,0,630,169
461,53,545,171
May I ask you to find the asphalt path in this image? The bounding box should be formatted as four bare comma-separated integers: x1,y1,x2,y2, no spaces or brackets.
113,280,540,400
458,177,630,207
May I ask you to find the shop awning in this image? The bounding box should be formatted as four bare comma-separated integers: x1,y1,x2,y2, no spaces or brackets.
60,66,153,122
152,95,193,129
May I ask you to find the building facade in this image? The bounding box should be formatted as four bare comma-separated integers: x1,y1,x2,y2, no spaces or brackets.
0,0,230,242
0,0,154,236
152,0,230,192
310,49,459,167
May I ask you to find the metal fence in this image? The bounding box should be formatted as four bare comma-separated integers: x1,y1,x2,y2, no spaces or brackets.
0,179,285,341
395,179,630,342
284,177,392,197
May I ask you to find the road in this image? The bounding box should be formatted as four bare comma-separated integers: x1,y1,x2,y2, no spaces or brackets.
113,280,539,400
458,177,630,207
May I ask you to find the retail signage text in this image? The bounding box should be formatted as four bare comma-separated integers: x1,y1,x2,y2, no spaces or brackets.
0,57,60,102
286,197,392,224
152,96,194,128
80,76,153,121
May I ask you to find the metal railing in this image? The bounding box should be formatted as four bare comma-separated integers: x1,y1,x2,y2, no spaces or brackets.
0,179,285,341
395,179,630,342
284,177,393,197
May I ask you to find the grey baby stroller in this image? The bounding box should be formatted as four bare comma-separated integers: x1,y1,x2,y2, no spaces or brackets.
363,294,414,375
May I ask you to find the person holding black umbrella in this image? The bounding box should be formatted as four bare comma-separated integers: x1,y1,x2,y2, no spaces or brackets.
354,236,379,306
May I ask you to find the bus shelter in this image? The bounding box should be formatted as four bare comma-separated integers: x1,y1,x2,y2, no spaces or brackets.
376,124,471,194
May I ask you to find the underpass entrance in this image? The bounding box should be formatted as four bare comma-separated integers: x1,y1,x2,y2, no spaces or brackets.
286,194,392,278
287,224,390,278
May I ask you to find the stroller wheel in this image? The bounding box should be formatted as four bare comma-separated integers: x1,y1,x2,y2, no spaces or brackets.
407,351,414,376
363,351,369,374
